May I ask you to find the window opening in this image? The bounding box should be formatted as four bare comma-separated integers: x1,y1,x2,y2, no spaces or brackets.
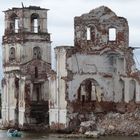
85,81,92,101
82,95,85,103
9,47,15,60
15,18,19,33
31,14,39,33
35,67,38,78
109,28,116,41
33,47,41,59
33,19,38,33
36,86,40,101
9,14,19,33
87,27,91,40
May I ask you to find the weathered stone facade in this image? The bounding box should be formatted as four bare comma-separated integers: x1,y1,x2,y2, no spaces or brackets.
1,6,51,129
49,6,140,131
1,5,140,132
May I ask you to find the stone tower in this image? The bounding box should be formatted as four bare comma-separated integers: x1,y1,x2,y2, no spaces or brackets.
2,6,51,128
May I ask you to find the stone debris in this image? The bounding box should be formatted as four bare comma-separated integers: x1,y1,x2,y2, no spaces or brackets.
79,121,96,133
97,109,140,136
77,108,140,136
85,131,100,138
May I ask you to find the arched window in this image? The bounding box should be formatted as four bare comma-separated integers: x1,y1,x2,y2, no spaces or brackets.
10,13,19,33
31,13,39,33
33,47,41,59
9,47,15,61
77,79,103,102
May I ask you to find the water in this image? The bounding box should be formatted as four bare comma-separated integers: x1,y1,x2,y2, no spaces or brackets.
0,130,140,140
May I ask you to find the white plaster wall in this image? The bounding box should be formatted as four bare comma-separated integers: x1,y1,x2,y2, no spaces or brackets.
55,48,67,108
56,48,67,76
49,109,67,127
113,76,124,102
66,52,127,103
129,80,136,101
42,81,49,101
67,53,119,74
116,57,125,74
124,79,130,103
49,78,57,108
49,109,57,125
3,43,21,64
136,82,140,103
67,74,114,102
23,9,47,32
18,79,26,125
19,79,25,104
58,79,67,109
18,109,25,125
49,47,67,127
21,42,51,64
9,107,16,122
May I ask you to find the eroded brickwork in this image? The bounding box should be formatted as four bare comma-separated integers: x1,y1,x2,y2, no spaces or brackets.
2,6,51,129
50,6,140,131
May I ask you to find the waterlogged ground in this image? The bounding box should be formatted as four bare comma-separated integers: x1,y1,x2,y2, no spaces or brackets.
0,130,140,140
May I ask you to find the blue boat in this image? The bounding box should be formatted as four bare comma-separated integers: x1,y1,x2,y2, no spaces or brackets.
7,129,22,137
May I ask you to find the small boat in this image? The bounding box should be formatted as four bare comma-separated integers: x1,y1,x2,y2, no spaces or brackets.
7,129,22,137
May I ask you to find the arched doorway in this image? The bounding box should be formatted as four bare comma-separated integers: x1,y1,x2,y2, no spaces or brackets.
77,78,103,103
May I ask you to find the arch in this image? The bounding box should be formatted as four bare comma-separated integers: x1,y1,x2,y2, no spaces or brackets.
33,46,41,59
9,47,15,61
9,13,19,33
129,80,136,101
77,78,103,102
31,13,40,33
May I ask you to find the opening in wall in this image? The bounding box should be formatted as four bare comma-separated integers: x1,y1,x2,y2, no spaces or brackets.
15,18,19,33
87,27,91,40
9,47,15,61
35,67,38,78
31,13,39,33
9,13,19,33
109,28,116,41
33,46,41,59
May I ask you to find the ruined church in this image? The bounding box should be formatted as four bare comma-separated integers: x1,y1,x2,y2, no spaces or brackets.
1,5,140,130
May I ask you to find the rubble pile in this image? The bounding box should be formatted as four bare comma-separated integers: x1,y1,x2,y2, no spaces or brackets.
97,108,140,136
78,108,140,136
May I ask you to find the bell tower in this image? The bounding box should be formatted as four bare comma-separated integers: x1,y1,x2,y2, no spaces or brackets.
2,6,51,128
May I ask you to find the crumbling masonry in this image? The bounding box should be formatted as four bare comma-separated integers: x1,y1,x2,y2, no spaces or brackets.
2,6,51,128
1,6,140,130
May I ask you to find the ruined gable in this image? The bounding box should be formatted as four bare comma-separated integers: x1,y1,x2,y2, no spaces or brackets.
50,6,140,131
74,6,129,51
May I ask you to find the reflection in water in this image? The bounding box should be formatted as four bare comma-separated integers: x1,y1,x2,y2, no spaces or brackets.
0,130,140,140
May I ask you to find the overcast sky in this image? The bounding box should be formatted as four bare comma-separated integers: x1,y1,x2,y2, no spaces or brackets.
0,0,140,76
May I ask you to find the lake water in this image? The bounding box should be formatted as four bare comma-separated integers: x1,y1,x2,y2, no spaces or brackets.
0,130,140,140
